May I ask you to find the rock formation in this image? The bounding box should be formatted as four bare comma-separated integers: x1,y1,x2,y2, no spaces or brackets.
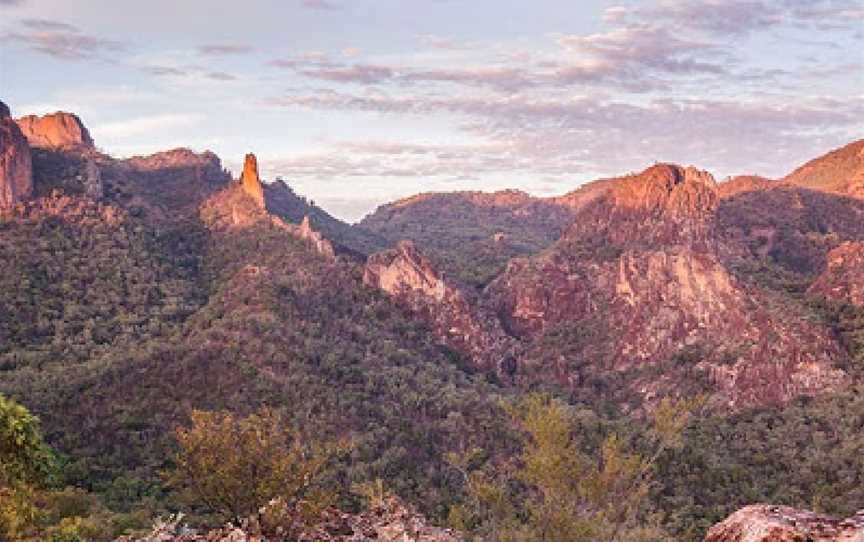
240,153,265,208
0,100,34,209
808,241,864,306
365,241,514,373
298,215,335,258
487,163,845,408
82,158,103,199
117,497,462,542
16,111,95,149
704,505,864,542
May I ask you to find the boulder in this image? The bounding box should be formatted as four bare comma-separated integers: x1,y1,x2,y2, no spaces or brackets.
704,504,864,542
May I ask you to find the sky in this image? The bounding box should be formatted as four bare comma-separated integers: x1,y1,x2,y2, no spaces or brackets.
1,0,862,221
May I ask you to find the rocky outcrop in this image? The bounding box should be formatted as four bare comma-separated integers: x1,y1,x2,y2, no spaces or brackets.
116,497,462,542
808,241,864,306
0,100,34,209
298,215,335,258
487,162,846,408
365,241,514,373
240,153,265,208
82,158,103,199
16,111,94,149
704,505,864,542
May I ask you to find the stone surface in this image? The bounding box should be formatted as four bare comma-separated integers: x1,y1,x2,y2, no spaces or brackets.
0,100,34,209
808,241,864,306
16,111,95,149
487,162,845,408
240,153,265,208
364,240,515,374
115,497,462,542
704,505,864,542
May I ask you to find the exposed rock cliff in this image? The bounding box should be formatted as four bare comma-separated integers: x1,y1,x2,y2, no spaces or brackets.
16,111,95,149
364,241,514,373
704,505,864,542
487,163,845,408
0,100,34,209
240,153,265,208
808,241,864,306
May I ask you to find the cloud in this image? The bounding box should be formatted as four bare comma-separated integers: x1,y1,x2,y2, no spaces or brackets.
196,44,254,56
265,89,863,179
301,0,341,10
273,25,727,93
299,64,394,84
4,19,125,60
94,113,203,139
20,18,77,31
0,0,24,6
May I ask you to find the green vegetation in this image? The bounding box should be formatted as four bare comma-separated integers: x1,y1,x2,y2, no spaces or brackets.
448,395,701,541
168,408,342,530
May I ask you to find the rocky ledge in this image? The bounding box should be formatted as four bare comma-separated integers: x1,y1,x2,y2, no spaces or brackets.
117,498,461,542
704,504,864,542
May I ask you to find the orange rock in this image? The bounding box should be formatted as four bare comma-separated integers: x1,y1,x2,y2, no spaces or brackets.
1,100,34,209
240,153,265,208
16,111,94,149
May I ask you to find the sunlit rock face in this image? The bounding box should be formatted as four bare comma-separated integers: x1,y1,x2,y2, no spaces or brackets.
364,240,516,374
704,505,864,542
240,152,265,208
0,100,34,210
487,163,846,409
16,111,95,149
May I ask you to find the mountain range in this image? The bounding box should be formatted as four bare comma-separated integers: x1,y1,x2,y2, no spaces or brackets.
2,98,864,540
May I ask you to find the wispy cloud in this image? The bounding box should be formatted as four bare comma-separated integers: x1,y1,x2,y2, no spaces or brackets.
265,89,863,179
4,19,125,60
196,44,254,56
301,0,341,10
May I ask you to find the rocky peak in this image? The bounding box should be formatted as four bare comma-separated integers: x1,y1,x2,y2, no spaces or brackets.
296,215,336,258
16,111,94,149
240,152,265,208
1,100,34,209
609,163,718,217
364,241,515,373
704,504,864,541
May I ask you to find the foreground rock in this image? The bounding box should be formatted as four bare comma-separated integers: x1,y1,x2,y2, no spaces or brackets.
704,505,864,541
117,498,462,542
0,99,34,209
16,111,95,149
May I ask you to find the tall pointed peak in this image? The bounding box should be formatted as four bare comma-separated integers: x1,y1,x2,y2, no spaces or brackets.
239,152,265,207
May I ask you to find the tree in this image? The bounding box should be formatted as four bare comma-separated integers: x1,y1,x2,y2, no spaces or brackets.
166,408,342,526
0,393,57,539
450,394,701,541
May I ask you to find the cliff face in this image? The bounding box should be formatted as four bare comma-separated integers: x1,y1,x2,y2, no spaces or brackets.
808,241,864,307
240,152,265,208
364,240,514,373
704,505,864,542
16,111,95,149
0,100,34,209
487,163,846,408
